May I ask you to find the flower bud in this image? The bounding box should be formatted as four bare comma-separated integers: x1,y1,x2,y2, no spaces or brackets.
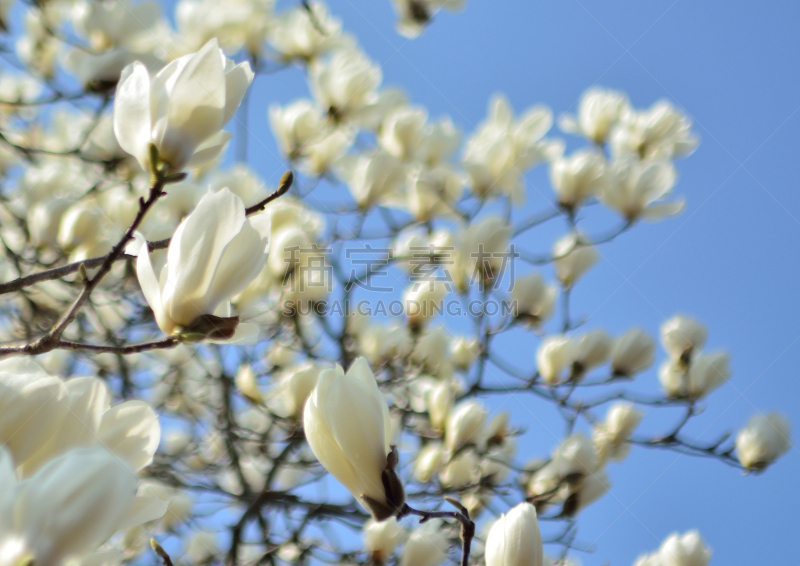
234,365,263,404
552,433,597,478
426,380,454,433
413,443,444,482
686,351,731,399
571,330,612,379
303,358,404,520
485,503,543,566
450,336,481,370
658,530,711,566
439,450,479,488
550,150,608,210
553,232,598,287
736,412,791,470
610,328,655,377
404,282,448,330
593,402,643,463
363,518,407,564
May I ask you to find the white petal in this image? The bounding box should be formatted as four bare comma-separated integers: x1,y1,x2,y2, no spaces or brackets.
184,130,232,169
97,400,160,470
113,62,152,169
133,233,172,334
221,61,254,127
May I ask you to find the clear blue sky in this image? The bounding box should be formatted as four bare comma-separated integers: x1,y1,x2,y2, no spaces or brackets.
234,1,800,564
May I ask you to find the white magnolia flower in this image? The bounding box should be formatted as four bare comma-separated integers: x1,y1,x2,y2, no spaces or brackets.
277,362,324,419
310,47,381,123
114,39,253,174
657,530,711,566
464,94,562,204
185,531,219,564
337,151,406,208
658,351,730,399
450,336,481,370
610,100,698,160
380,105,428,161
445,400,487,452
270,2,345,61
550,150,608,210
610,328,656,377
660,314,707,363
426,380,454,432
234,365,263,404
439,450,479,488
363,518,407,563
0,446,157,566
391,0,464,38
510,273,557,325
417,117,460,165
413,443,445,482
558,87,630,144
404,281,448,329
269,99,330,159
400,520,450,566
551,433,598,478
458,215,513,286
405,164,463,221
359,323,413,365
736,412,791,470
130,188,270,339
594,402,643,463
174,0,272,56
602,157,683,221
485,503,543,566
553,232,599,287
303,358,404,520
536,335,575,385
571,330,613,378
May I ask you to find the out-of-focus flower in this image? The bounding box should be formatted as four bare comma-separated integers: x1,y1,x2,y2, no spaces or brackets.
404,281,448,329
536,335,575,385
270,2,346,61
610,100,698,160
363,518,407,563
310,47,381,123
0,446,155,566
458,215,513,287
594,402,643,464
550,150,608,210
303,358,404,520
551,433,597,478
269,99,331,160
464,94,562,204
400,520,450,566
185,531,218,564
450,336,481,371
610,328,656,377
414,443,445,482
736,412,791,470
660,315,707,364
391,0,464,38
129,188,270,339
337,151,406,208
234,365,263,404
405,164,463,221
277,362,323,419
426,380,454,432
659,352,730,400
571,330,612,379
114,39,253,174
174,0,273,57
445,400,487,452
559,87,629,144
485,503,543,566
439,450,479,488
553,232,598,288
602,157,682,221
380,105,428,161
634,530,711,566
510,273,557,326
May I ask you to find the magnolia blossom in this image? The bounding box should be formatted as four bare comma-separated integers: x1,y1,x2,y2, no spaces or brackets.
510,273,557,326
303,358,404,520
114,39,253,174
439,450,480,488
463,94,562,204
553,232,599,287
380,105,428,161
558,87,630,144
363,518,407,563
277,363,324,419
0,446,148,566
405,164,463,221
602,157,683,221
571,330,612,378
130,188,270,339
337,151,406,208
594,402,643,463
173,0,272,56
269,99,330,159
391,0,464,38
551,433,597,478
450,336,480,370
270,2,345,61
414,443,445,482
536,335,575,385
400,520,450,566
611,328,656,377
445,400,487,452
634,530,711,566
550,150,608,210
610,100,698,160
658,351,730,399
404,281,448,329
458,215,513,286
660,314,707,363
485,503,543,566
426,380,454,432
310,47,381,123
735,412,791,470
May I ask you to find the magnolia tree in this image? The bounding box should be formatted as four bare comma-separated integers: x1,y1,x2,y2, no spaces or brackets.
0,1,791,566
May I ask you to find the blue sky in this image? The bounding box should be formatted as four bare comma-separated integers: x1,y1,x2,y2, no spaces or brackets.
238,1,800,564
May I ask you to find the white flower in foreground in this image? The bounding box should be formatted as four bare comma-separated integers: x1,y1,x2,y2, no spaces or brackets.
130,188,270,339
736,412,791,470
363,518,407,563
602,158,683,221
559,87,630,144
657,530,711,566
400,520,450,566
0,446,148,566
611,328,656,377
485,502,543,566
553,232,599,287
303,357,404,520
114,38,253,174
660,314,707,363
550,150,608,210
